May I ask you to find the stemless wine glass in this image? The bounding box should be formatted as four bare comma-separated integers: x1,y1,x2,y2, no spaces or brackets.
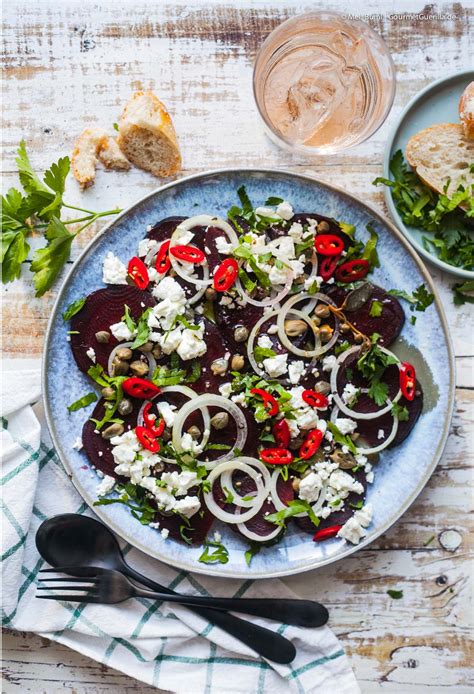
253,11,396,155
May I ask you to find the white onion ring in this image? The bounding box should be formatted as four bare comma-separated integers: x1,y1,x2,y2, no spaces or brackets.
203,459,268,524
107,342,156,378
172,394,248,469
221,458,271,507
137,385,209,464
277,293,339,358
169,215,239,288
236,508,282,542
268,469,289,511
329,345,402,419
292,480,329,518
235,272,293,308
330,405,399,455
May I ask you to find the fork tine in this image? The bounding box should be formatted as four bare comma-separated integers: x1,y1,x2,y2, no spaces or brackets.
36,594,100,602
39,567,101,575
37,585,97,591
38,577,98,583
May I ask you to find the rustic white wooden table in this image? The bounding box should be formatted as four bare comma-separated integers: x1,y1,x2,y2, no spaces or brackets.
2,1,473,692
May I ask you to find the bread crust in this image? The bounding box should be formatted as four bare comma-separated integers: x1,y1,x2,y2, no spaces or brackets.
459,81,474,140
117,91,182,177
71,128,108,188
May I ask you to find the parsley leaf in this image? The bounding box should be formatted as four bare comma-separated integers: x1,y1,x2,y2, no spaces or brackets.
369,299,383,317
199,540,229,565
245,542,262,566
391,402,409,421
266,500,320,528
368,379,389,406
388,284,434,312
326,422,358,454
253,346,276,362
387,589,403,600
362,222,380,268
452,280,474,306
67,391,98,413
265,196,284,206
30,217,75,296
62,297,86,321
130,308,152,349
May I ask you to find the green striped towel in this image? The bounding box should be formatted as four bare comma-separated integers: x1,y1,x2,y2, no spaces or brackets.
1,363,359,693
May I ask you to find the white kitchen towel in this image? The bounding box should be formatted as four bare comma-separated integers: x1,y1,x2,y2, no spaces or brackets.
1,365,360,694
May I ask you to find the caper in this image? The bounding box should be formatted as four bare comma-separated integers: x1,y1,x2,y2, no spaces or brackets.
211,358,228,376
118,398,133,416
314,304,330,319
187,425,201,439
339,322,351,333
231,354,245,371
317,220,330,232
314,380,331,395
116,347,133,360
161,429,171,442
111,358,129,376
129,360,149,377
95,330,110,344
354,333,364,344
205,287,217,301
152,345,162,359
319,324,334,343
330,449,356,469
211,412,229,430
234,325,249,343
139,341,154,353
289,437,303,451
153,461,165,474
291,477,300,492
101,386,115,400
101,422,124,439
284,319,307,337
312,315,321,327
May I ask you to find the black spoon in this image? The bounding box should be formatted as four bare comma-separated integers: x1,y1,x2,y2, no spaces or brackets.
35,514,309,663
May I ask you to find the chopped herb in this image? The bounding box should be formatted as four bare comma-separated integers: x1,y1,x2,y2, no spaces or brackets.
94,482,156,525
62,297,86,321
238,267,257,293
222,486,234,504
130,308,152,349
176,314,200,330
423,535,435,547
67,391,98,413
326,422,358,455
245,542,262,566
391,402,409,421
179,523,193,545
349,499,364,509
452,279,474,306
186,361,202,383
410,315,417,325
338,221,356,237
253,346,276,362
357,342,397,406
388,284,434,312
387,589,403,600
335,340,350,355
113,122,119,131
264,196,284,206
369,299,383,317
67,330,79,335
205,443,232,451
198,539,229,565
362,222,380,268
266,500,320,528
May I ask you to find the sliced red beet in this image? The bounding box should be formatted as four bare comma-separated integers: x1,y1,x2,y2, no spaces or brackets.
327,284,405,347
153,498,215,546
204,226,229,274
355,385,423,449
295,468,367,534
70,287,155,374
214,300,264,351
146,216,186,244
236,473,294,542
189,318,236,393
82,398,141,478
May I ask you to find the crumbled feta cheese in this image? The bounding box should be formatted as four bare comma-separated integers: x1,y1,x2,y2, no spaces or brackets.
267,324,279,335
150,277,187,330
161,528,170,539
328,469,364,497
366,471,374,484
72,437,83,451
322,355,337,372
110,430,141,466
110,321,136,342
276,201,294,220
213,531,222,543
174,495,201,518
288,386,319,431
157,401,176,427
257,334,273,350
263,353,288,378
86,347,96,363
288,360,305,385
298,472,324,503
176,325,207,361
181,432,203,455
342,383,359,406
335,418,357,435
219,383,232,398
316,419,327,434
157,326,183,354
268,264,291,286
288,222,304,242
304,276,320,291
219,295,234,307
255,206,281,220
96,475,116,497
215,236,235,255
377,429,385,440
138,238,157,257
160,470,199,496
338,504,372,544
103,252,128,284
231,392,246,407
149,521,161,529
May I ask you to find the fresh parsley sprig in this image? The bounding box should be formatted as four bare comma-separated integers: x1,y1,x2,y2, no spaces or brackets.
198,539,229,565
2,140,121,296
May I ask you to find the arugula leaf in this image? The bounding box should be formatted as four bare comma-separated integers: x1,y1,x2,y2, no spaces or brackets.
122,305,137,332
238,267,257,293
130,308,152,349
338,221,356,238
265,196,284,206
452,280,474,306
67,392,98,412
388,284,434,312
176,314,200,330
198,540,229,565
245,542,262,566
253,346,276,362
30,217,75,296
186,361,202,383
266,500,320,528
94,482,157,525
387,589,403,600
362,223,380,267
152,363,187,387
62,297,86,321
326,422,358,455
369,299,383,317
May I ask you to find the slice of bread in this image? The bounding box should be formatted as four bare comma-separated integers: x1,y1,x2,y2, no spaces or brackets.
117,91,182,178
459,81,474,140
406,123,474,197
98,137,131,171
72,128,108,188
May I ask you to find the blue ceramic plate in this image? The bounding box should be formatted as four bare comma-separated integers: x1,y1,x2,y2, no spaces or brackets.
383,69,474,279
43,169,454,579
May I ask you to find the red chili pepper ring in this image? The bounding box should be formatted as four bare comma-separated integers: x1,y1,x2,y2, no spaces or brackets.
299,429,323,460
314,234,344,256
213,258,239,292
335,259,370,283
250,388,279,417
313,524,342,542
170,245,205,264
136,426,160,452
260,448,293,465
155,240,171,275
128,256,149,290
273,419,290,448
122,377,161,400
302,390,328,409
399,362,416,401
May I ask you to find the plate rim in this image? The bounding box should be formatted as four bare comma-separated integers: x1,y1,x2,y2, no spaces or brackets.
42,167,456,579
382,68,474,280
